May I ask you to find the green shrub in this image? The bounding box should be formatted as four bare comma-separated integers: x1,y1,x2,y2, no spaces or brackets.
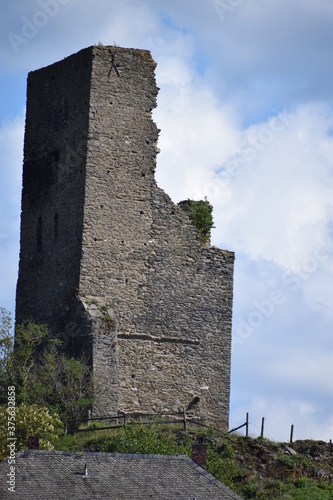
276,452,297,468
207,450,244,488
178,198,215,244
0,404,62,460
242,478,260,499
217,440,234,459
101,424,190,456
295,477,310,488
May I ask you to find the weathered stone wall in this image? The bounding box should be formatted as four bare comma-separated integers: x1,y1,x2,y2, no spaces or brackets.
16,46,234,429
16,47,92,339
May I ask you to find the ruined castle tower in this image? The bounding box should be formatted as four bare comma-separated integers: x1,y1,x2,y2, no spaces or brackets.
16,46,234,429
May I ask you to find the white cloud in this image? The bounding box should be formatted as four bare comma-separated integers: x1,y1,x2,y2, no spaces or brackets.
154,54,241,202
155,88,333,273
235,396,333,442
206,104,333,269
231,338,333,442
98,2,161,49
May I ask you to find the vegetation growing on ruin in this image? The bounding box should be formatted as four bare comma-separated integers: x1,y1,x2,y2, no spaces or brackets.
85,300,115,329
178,198,215,245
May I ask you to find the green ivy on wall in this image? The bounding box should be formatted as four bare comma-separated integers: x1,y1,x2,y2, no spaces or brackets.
178,198,215,245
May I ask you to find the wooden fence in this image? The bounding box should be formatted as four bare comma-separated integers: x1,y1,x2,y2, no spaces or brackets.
65,407,199,435
65,410,304,444
228,414,304,444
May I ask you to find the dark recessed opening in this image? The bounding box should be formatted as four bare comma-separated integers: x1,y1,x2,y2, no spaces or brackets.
140,211,144,215
131,374,135,379
187,396,201,411
142,173,145,177
100,205,103,209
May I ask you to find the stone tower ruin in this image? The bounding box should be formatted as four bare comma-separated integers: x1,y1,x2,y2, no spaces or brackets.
16,46,235,429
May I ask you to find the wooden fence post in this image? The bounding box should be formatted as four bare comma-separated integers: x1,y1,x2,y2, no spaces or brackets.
183,407,187,432
290,424,294,444
260,417,265,438
245,412,249,437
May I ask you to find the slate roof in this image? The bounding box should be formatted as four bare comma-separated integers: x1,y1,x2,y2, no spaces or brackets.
0,450,243,499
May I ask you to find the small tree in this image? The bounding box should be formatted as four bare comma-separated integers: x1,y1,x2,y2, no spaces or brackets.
29,344,93,422
14,322,48,404
0,308,14,402
0,308,93,422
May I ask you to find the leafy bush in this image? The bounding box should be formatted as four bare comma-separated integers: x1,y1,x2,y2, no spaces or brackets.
295,477,310,488
0,404,62,461
242,478,260,499
0,308,92,422
276,451,298,468
217,440,234,459
101,423,189,456
178,198,214,244
207,450,244,489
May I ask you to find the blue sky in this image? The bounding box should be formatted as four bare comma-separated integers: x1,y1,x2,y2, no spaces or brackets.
1,0,333,441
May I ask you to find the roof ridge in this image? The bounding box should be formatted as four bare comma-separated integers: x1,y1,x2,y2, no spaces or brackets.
16,450,191,459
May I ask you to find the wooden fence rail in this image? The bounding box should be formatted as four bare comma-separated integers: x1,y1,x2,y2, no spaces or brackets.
65,411,306,444
65,408,194,435
228,412,249,437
